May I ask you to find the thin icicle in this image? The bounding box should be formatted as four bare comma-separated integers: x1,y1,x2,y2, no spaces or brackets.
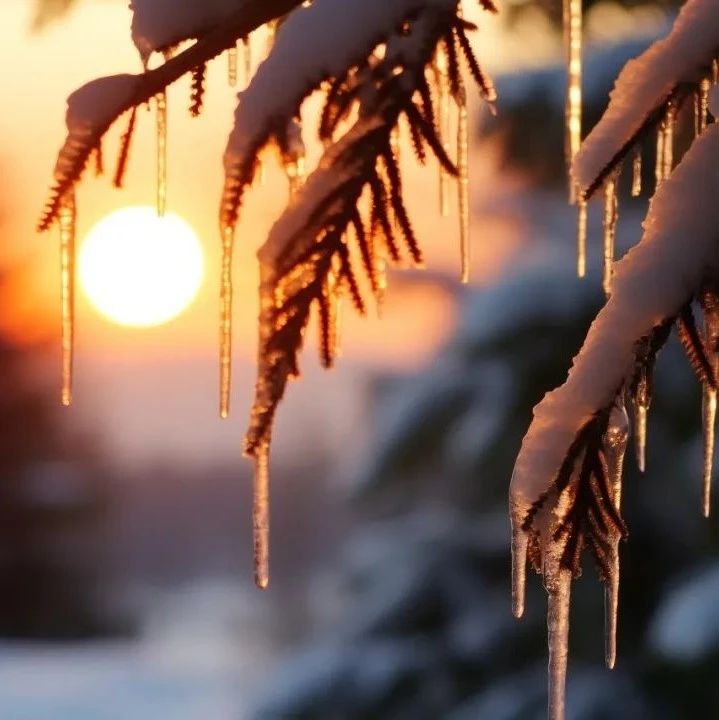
59,188,76,408
602,401,629,670
547,567,572,720
243,36,253,85
662,103,675,181
631,146,642,197
563,0,583,201
634,400,649,473
219,222,235,419
602,177,618,295
228,43,238,87
576,196,587,278
155,90,168,217
696,77,711,136
457,89,470,284
253,444,271,590
390,124,401,165
702,289,719,517
702,386,716,517
511,509,528,619
655,118,666,187
435,46,451,217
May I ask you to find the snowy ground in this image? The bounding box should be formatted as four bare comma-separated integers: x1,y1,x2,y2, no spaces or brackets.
0,580,276,720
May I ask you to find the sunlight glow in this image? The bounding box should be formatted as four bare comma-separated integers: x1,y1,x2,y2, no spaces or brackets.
79,207,204,328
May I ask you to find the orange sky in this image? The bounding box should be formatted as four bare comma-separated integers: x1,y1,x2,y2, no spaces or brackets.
0,0,530,468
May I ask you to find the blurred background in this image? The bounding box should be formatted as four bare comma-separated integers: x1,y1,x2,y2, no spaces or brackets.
3,0,718,717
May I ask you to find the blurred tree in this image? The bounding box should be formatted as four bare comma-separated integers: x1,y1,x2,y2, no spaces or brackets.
0,308,128,639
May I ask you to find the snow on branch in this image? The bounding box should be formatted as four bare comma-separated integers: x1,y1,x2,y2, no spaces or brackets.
512,117,719,720
573,0,719,199
241,2,496,587
131,0,243,64
220,0,495,229
37,0,304,232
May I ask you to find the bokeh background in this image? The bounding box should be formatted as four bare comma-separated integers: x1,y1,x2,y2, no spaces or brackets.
3,0,718,717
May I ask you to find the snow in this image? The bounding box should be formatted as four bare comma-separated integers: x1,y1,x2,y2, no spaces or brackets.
65,75,138,133
573,0,719,192
0,580,273,720
130,0,240,64
223,0,455,191
512,121,719,517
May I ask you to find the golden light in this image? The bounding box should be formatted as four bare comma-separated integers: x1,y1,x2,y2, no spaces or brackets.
79,207,204,328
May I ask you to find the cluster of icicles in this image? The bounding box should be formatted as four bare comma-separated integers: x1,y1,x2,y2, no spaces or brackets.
512,3,719,718
51,21,475,592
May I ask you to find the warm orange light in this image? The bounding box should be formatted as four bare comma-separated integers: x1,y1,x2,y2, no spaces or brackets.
79,207,204,328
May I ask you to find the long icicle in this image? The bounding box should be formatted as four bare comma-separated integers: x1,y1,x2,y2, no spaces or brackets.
702,385,716,517
635,397,648,472
602,177,618,296
435,45,452,217
547,566,572,720
576,196,587,278
156,90,168,217
603,400,629,670
59,188,76,408
457,87,470,284
511,507,528,619
702,289,719,517
219,222,235,419
253,443,271,590
563,0,582,201
661,103,675,181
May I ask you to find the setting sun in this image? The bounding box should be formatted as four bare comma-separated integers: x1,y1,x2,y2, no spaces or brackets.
79,207,204,328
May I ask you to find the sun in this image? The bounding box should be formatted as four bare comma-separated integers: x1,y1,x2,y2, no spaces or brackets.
79,207,204,328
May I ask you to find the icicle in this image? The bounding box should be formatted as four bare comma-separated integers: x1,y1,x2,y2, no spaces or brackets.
243,36,253,85
435,46,452,218
654,122,665,188
576,196,587,278
457,89,470,285
631,146,642,197
563,0,583,201
546,567,572,720
253,444,271,590
155,90,168,217
219,222,235,419
228,43,238,87
662,103,675,181
59,188,76,408
635,398,647,473
697,77,711,136
511,512,528,619
390,124,401,165
602,178,618,296
266,21,278,56
702,386,716,517
602,401,629,670
702,292,719,517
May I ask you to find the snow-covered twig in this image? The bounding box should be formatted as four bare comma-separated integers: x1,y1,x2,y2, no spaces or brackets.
512,113,719,720
38,0,304,231
573,0,719,199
